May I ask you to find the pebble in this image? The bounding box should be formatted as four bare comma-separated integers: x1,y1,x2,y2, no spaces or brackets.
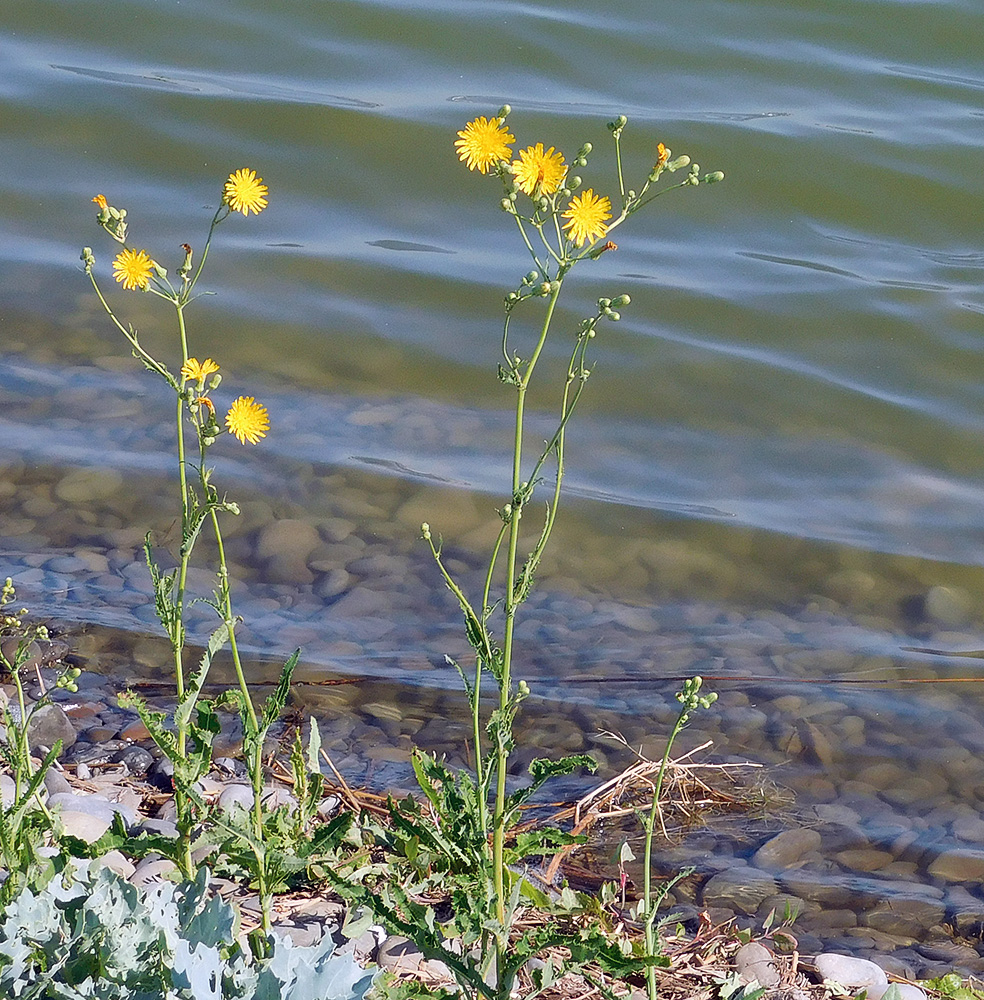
752,828,822,869
814,953,888,988
734,941,779,987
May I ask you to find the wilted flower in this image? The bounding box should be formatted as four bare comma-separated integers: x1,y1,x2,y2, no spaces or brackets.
112,248,156,291
562,188,612,247
225,396,269,444
455,116,515,174
223,168,268,216
512,143,566,197
655,142,669,169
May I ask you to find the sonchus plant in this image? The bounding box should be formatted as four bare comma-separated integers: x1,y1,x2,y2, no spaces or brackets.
349,110,725,1000
80,172,297,930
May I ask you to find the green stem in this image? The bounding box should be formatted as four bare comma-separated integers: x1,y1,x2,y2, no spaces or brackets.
492,278,563,921
643,707,690,1000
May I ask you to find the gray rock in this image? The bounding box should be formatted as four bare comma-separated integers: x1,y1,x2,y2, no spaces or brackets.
863,896,946,936
217,783,254,815
734,941,779,987
111,745,154,774
133,817,179,839
702,867,778,915
377,935,425,975
130,858,179,886
271,923,325,948
752,828,822,870
925,585,973,627
814,953,888,989
48,791,135,826
93,850,136,879
927,847,984,882
42,767,73,796
0,773,16,808
58,809,112,843
55,467,124,503
261,785,297,813
26,703,77,753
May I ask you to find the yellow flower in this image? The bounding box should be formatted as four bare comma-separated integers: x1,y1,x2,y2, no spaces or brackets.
512,143,566,196
226,396,269,444
223,168,268,216
562,188,612,247
655,142,669,169
92,194,108,210
455,116,514,174
112,248,156,291
181,357,220,383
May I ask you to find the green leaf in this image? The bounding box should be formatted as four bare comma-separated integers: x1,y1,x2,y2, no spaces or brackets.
261,648,300,731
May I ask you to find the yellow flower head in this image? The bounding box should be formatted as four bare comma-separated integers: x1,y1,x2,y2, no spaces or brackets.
562,188,612,247
455,116,514,174
226,396,269,445
512,143,566,197
112,248,156,291
92,194,108,211
181,357,220,383
655,142,669,169
223,168,268,216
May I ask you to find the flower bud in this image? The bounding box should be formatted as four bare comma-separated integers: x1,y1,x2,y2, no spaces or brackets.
497,104,511,119
667,155,690,171
524,270,539,285
538,282,551,296
518,679,530,696
606,311,620,321
500,198,512,211
578,142,592,157
80,247,95,273
612,294,631,307
505,291,519,304
421,522,431,539
598,297,611,309
703,170,725,183
568,175,581,191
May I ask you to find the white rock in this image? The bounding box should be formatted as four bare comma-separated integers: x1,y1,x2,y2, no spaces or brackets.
815,953,888,989
865,986,927,1000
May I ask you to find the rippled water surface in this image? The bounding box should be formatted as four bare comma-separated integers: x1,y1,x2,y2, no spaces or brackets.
5,0,984,968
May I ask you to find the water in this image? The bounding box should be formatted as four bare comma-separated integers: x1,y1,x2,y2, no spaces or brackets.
4,0,984,967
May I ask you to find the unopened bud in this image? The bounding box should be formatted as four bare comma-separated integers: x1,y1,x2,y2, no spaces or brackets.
667,155,690,171
497,104,511,119
612,294,631,307
703,170,725,183
606,311,620,321
568,175,581,191
421,522,431,539
500,198,512,211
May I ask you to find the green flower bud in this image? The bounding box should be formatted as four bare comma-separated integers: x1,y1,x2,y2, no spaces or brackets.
578,142,593,157
703,170,725,183
524,270,539,285
538,282,552,296
500,198,512,211
497,104,511,119
549,280,561,293
598,297,611,309
667,155,690,171
505,291,519,304
627,189,636,200
80,247,95,273
607,311,620,321
568,175,581,191
612,294,631,307
518,679,530,696
421,522,431,539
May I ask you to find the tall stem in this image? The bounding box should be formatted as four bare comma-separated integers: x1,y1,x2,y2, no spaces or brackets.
492,279,563,921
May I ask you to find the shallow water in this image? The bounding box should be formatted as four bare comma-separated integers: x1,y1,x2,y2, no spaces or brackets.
4,0,984,972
